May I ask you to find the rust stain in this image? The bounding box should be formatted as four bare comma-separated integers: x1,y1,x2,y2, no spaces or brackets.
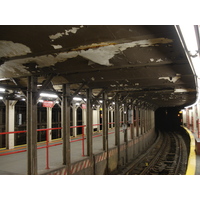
72,42,117,51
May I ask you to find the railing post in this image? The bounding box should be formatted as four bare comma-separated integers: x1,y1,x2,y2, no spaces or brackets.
46,130,50,169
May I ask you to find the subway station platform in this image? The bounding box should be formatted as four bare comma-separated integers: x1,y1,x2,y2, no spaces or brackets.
182,126,200,175
1,126,199,175
0,127,131,175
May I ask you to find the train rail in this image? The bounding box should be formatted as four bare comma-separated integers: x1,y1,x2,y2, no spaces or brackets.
120,130,188,175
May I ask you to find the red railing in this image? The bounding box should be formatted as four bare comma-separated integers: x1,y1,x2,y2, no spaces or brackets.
0,122,120,169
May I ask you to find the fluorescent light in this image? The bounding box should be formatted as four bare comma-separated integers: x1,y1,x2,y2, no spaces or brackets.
0,96,3,100
38,99,44,103
179,25,198,56
176,25,200,108
73,97,82,101
40,93,58,98
0,88,5,92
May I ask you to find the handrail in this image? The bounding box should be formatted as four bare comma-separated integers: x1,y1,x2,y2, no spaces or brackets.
0,122,119,170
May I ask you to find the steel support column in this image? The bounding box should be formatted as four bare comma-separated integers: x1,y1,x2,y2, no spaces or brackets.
103,92,108,151
62,84,71,174
27,76,38,175
114,95,120,168
123,103,128,143
86,88,93,157
135,106,139,137
123,103,128,164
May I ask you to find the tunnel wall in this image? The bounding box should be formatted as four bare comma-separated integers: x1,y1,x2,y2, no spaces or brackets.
45,127,156,175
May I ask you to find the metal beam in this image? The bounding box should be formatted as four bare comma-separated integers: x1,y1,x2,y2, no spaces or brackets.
27,76,38,175
73,82,86,96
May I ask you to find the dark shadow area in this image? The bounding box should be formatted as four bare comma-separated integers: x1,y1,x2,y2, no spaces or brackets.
155,107,182,131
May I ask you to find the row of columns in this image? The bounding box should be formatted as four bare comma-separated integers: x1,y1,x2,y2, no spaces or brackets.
1,76,155,174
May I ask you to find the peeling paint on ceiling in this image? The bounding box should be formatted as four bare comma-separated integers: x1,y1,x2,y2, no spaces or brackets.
0,40,31,57
159,74,181,83
0,37,174,77
51,44,63,49
49,26,84,41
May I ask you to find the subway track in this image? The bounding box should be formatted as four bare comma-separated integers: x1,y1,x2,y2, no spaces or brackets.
120,130,188,175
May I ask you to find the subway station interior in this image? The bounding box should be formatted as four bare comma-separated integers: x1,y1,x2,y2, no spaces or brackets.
0,25,200,177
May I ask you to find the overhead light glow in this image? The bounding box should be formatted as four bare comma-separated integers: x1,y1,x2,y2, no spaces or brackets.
179,25,198,56
40,93,58,98
73,97,82,101
0,96,3,100
176,25,200,108
0,88,5,92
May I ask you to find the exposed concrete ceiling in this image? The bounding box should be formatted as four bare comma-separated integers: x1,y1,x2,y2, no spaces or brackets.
0,25,197,109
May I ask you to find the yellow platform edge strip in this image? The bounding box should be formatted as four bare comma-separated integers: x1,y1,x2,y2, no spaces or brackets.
182,126,196,175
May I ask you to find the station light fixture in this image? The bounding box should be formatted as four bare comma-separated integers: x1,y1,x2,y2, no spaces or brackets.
39,92,58,98
0,96,3,100
73,97,82,101
0,88,5,92
176,25,200,108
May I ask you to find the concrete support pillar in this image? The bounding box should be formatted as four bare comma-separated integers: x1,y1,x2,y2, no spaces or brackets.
186,108,189,129
119,106,122,126
0,107,3,148
5,100,17,149
197,104,200,137
96,105,100,132
62,83,71,174
27,76,38,175
47,107,52,142
111,109,114,128
86,88,93,157
82,104,87,135
193,105,197,134
72,103,77,137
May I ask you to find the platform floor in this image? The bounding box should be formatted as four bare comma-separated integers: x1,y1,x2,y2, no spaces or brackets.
0,128,132,175
193,132,200,175
1,127,200,175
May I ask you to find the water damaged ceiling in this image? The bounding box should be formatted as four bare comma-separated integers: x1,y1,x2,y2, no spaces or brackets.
0,25,197,109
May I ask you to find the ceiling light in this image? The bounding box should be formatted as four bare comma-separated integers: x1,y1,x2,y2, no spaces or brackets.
0,88,5,92
40,92,58,98
0,96,3,100
73,97,82,101
176,25,200,108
